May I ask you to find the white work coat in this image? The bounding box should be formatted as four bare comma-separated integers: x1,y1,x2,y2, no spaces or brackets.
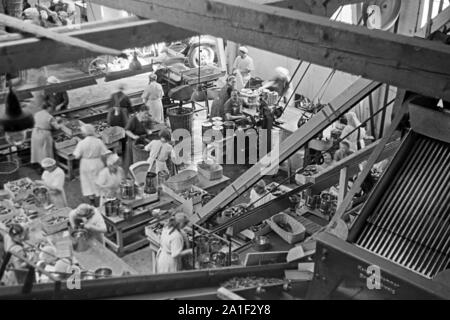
42,167,67,208
156,227,184,273
142,82,164,123
73,137,108,197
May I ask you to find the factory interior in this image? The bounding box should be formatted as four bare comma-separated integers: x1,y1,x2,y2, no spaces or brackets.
0,0,449,300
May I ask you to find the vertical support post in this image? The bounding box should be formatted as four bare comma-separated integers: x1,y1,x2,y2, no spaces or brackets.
337,166,349,207
22,266,36,294
368,93,377,138
0,251,12,282
379,84,390,138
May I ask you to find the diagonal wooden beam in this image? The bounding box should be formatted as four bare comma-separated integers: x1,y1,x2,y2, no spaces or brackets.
0,19,194,74
92,0,450,101
0,14,122,56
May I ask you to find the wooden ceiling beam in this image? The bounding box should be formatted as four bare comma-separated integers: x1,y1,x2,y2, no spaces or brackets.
0,19,194,74
91,0,450,100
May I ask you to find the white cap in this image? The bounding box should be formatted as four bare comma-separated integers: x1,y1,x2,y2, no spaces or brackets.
41,157,56,168
106,153,120,166
239,46,248,54
47,76,60,84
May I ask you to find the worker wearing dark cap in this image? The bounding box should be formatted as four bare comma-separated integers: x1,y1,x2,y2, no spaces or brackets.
1,224,30,286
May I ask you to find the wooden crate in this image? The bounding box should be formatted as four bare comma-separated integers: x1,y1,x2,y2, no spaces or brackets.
60,119,84,137
101,126,125,144
4,178,34,201
40,207,71,235
55,137,79,150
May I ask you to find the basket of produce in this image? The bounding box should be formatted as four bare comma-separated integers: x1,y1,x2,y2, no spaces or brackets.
0,200,17,223
55,135,79,150
1,213,31,229
164,170,198,192
101,126,125,144
0,160,20,189
60,119,83,137
178,186,207,205
4,178,34,201
267,213,305,244
40,208,71,235
197,161,223,181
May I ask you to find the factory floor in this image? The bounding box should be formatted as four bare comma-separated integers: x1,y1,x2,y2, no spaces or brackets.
11,69,297,275
14,109,289,274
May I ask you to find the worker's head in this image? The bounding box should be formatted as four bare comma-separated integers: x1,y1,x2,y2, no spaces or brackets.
340,139,351,153
275,67,290,80
227,75,237,88
322,151,333,165
159,128,171,143
118,83,126,92
149,73,158,82
137,105,150,121
254,180,266,195
76,204,95,220
230,89,239,102
81,124,96,137
23,8,39,20
9,224,28,243
239,46,248,58
106,153,120,170
174,212,189,229
41,157,57,172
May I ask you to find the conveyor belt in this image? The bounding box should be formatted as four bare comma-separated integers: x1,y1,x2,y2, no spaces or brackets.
355,135,450,278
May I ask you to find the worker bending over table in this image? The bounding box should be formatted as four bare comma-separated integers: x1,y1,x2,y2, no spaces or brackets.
145,128,177,177
96,153,125,206
69,204,107,245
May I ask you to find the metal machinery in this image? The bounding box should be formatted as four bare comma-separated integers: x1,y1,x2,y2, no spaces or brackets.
307,99,450,299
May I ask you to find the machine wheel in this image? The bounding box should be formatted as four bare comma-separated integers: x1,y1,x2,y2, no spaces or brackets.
187,43,216,68
88,57,109,76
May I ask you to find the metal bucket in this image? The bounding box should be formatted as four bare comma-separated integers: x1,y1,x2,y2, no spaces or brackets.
71,229,90,252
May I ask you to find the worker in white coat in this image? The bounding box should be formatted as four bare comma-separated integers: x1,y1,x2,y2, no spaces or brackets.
142,73,164,123
144,128,176,176
39,158,67,208
73,124,108,206
232,47,254,87
69,204,107,245
156,212,191,273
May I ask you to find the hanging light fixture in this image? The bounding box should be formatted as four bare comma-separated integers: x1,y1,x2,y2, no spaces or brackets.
0,85,35,146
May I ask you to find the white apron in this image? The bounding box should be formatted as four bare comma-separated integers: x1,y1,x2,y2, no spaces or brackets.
156,227,184,273
79,158,104,197
146,99,164,124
